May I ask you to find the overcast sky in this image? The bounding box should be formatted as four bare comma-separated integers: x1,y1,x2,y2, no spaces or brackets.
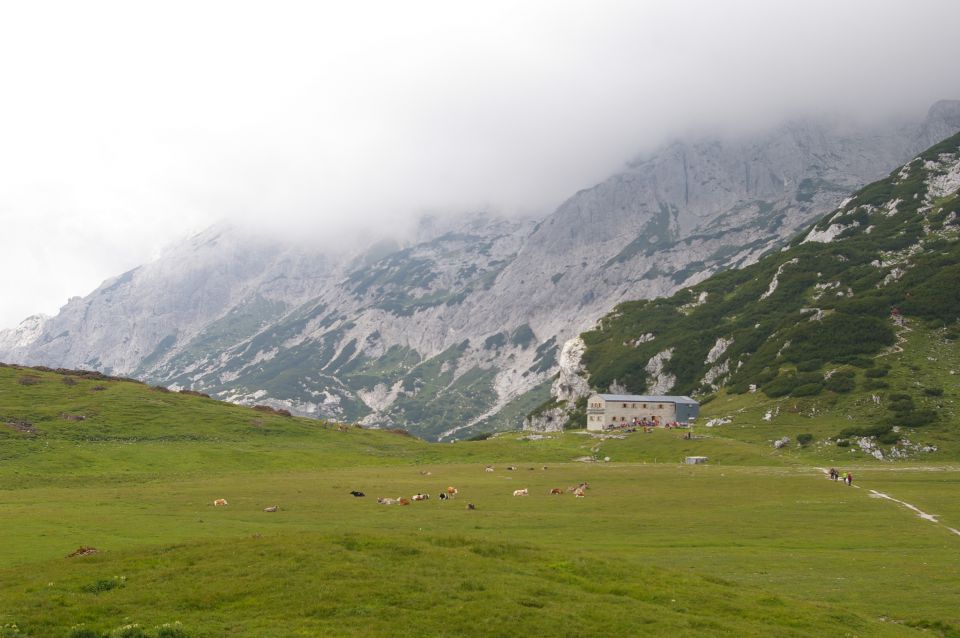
1,0,958,329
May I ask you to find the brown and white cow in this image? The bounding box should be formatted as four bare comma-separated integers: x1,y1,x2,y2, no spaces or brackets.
412,493,429,501
550,488,563,495
446,486,458,498
213,498,228,506
513,488,529,497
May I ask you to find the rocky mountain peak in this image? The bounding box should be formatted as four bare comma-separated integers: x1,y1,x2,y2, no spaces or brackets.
3,103,959,440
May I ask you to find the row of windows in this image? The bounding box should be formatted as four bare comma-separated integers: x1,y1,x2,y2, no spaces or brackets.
590,402,668,409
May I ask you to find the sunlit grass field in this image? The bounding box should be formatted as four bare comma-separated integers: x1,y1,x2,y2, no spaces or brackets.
2,365,959,637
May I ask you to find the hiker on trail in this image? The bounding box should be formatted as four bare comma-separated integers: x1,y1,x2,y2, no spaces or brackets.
846,472,853,486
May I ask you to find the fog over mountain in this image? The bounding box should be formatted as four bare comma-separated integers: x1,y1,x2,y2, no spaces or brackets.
1,1,959,328
4,98,959,440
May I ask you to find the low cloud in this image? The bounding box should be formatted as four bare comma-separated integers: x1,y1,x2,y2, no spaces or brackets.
0,0,958,327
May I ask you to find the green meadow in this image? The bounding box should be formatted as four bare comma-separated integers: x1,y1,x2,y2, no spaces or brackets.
1,365,959,637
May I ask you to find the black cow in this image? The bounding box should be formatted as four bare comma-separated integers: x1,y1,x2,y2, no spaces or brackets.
350,491,365,497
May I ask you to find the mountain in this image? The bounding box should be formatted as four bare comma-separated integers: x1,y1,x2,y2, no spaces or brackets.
3,102,960,440
539,130,960,451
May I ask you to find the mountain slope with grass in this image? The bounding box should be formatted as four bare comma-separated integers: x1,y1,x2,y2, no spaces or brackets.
3,104,959,441
542,132,960,456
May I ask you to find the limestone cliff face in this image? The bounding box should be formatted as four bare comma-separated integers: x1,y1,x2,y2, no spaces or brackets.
552,337,591,403
3,102,959,439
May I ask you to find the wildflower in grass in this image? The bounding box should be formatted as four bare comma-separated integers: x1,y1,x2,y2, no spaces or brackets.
155,621,189,637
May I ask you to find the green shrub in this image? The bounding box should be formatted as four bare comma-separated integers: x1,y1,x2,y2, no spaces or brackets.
923,387,944,397
836,439,850,447
763,374,797,398
564,397,588,430
864,380,889,390
898,410,937,427
791,383,823,397
888,395,916,413
825,375,855,393
796,359,823,372
878,430,901,445
753,368,779,385
865,367,889,378
68,627,100,638
839,423,892,438
839,355,876,368
797,433,814,446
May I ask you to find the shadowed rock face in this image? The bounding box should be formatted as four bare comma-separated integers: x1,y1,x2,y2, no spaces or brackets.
3,102,959,440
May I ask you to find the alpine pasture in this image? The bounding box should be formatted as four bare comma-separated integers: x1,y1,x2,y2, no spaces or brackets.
1,365,958,637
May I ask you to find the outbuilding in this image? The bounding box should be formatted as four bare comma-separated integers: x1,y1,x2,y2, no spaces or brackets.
585,393,699,431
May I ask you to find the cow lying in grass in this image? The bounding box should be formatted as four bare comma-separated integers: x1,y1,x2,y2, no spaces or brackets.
513,488,529,496
213,498,228,506
412,493,429,501
350,491,365,497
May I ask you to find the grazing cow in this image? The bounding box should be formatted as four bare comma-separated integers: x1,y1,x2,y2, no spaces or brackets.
574,488,585,498
466,503,476,510
213,498,228,506
412,493,429,501
377,497,399,505
513,488,529,497
446,486,458,498
350,491,366,497
506,466,517,471
263,505,279,512
550,488,563,495
399,498,411,506
485,466,494,472
438,492,448,501
419,470,432,476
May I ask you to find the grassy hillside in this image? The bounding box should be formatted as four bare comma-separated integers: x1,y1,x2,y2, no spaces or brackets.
577,131,960,456
3,364,960,636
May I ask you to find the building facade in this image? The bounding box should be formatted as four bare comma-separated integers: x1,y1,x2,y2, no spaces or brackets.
585,394,699,431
